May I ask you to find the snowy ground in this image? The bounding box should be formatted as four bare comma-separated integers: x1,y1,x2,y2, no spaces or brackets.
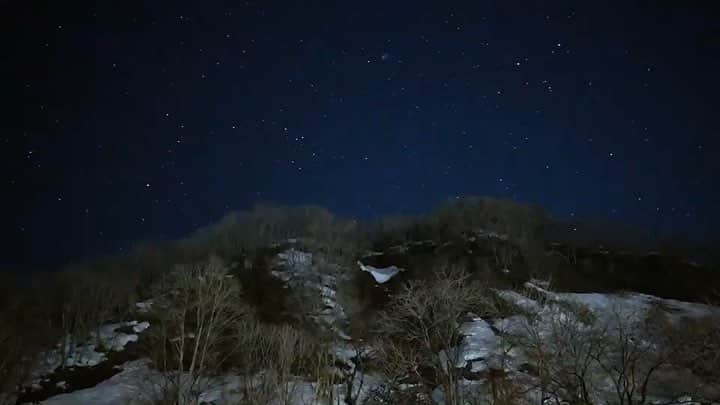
485,282,720,404
32,320,150,378
37,357,385,405
39,359,160,405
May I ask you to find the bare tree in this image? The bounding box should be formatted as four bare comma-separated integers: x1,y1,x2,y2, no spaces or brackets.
510,289,720,405
517,303,605,405
57,271,100,368
591,305,677,405
373,264,496,405
148,255,245,405
664,313,720,403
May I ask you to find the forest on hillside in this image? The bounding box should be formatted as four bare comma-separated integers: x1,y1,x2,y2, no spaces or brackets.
2,197,719,405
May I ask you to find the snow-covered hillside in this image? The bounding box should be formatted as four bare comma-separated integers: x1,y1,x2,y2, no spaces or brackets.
21,242,720,405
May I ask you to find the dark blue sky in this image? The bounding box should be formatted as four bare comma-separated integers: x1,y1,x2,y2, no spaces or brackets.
4,0,720,269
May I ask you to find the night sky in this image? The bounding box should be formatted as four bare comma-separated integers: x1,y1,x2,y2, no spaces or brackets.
3,1,720,270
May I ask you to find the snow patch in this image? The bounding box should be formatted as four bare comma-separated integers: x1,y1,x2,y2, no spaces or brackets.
277,249,312,271
495,290,541,312
32,320,150,379
458,317,497,364
131,321,150,333
134,300,153,313
39,359,160,405
357,261,401,283
492,315,526,336
438,318,499,371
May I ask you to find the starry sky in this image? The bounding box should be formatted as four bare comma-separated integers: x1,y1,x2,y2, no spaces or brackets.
3,1,720,270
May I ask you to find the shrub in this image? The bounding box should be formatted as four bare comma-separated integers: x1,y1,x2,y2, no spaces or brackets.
230,318,329,404
373,263,499,405
669,315,720,394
